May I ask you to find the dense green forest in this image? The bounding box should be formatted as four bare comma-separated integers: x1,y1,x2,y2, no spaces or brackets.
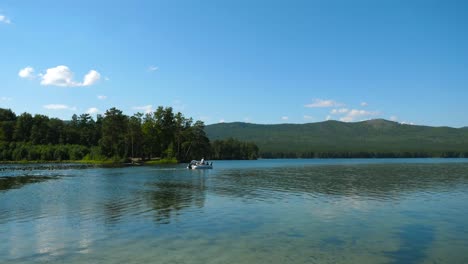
206,120,468,158
0,107,258,163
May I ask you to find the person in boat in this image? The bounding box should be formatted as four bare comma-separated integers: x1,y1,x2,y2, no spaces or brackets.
200,158,205,165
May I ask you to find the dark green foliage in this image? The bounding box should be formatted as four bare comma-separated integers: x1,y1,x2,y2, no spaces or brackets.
0,107,214,162
205,119,468,158
100,108,129,158
211,138,259,160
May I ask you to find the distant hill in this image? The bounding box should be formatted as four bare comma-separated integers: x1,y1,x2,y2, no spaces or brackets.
205,119,468,158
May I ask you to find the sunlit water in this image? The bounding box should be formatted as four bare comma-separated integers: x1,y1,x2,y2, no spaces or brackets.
1,159,468,263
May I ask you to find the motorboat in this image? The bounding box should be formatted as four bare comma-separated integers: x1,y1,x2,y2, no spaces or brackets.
187,159,213,169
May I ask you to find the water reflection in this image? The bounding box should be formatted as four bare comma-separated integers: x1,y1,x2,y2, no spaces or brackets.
0,175,59,191
0,161,467,263
385,224,435,264
143,176,206,223
210,164,468,201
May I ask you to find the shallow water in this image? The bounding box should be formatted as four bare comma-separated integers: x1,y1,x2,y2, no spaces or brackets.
1,159,468,263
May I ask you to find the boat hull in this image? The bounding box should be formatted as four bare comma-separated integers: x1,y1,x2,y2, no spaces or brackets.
190,165,213,169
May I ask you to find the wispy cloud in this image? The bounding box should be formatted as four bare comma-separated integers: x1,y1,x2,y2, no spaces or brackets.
330,108,349,114
97,95,107,100
1,97,12,102
281,116,289,121
148,65,158,72
43,104,77,111
20,65,101,87
0,14,11,24
219,119,226,123
305,99,343,108
339,109,379,122
86,107,99,114
390,115,398,122
303,115,314,120
18,67,35,79
360,102,368,107
133,105,154,114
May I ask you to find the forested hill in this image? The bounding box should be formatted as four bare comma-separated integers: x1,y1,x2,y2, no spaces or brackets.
205,119,468,158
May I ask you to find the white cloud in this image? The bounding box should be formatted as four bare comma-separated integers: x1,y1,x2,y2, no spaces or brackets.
305,99,343,108
86,107,99,114
97,95,107,100
219,119,225,123
82,70,101,86
303,115,314,120
104,77,110,81
360,102,368,107
331,108,349,114
244,117,251,122
339,109,379,122
401,121,415,125
148,65,158,72
0,15,11,24
18,67,35,79
281,116,289,121
326,115,332,121
43,104,77,111
39,65,101,87
1,97,12,101
390,116,398,122
133,105,154,114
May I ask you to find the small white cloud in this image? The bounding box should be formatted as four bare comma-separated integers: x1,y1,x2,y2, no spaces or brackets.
303,115,314,120
401,121,415,125
390,116,398,122
331,108,349,114
244,117,251,122
133,105,154,114
339,109,379,122
104,76,110,81
18,67,35,79
43,104,77,111
97,95,107,100
39,65,101,87
0,15,11,24
86,107,99,114
326,115,332,121
148,65,158,72
82,70,101,86
360,102,368,107
1,97,12,101
219,119,225,123
281,116,289,121
305,99,343,108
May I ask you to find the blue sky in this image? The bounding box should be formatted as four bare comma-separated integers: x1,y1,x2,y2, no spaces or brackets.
1,0,467,127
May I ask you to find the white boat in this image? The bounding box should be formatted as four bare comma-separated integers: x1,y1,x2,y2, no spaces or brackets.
187,159,213,169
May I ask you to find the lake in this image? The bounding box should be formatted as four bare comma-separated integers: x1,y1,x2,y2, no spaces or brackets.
1,159,468,263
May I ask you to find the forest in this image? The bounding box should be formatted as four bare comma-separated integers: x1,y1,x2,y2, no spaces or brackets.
0,107,259,163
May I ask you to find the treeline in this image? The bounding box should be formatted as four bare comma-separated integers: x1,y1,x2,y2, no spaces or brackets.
261,151,468,159
211,138,259,160
0,107,259,162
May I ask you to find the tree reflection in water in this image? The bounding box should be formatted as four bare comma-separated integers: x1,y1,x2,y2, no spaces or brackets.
144,175,206,224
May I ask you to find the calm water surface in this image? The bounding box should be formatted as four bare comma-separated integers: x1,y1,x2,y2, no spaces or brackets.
1,159,468,263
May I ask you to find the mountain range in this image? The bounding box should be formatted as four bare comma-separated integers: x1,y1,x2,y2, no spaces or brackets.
205,119,468,158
